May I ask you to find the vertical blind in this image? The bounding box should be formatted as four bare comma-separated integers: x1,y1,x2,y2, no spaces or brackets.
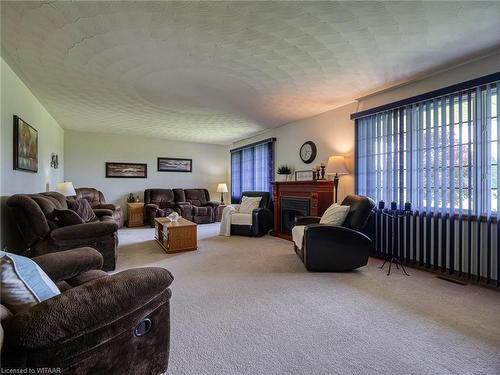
356,80,499,219
230,139,275,203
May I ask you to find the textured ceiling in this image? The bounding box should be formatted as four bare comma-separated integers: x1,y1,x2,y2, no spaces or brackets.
2,1,500,144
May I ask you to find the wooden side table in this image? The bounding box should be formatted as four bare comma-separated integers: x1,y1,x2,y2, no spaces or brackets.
127,202,144,227
216,204,227,222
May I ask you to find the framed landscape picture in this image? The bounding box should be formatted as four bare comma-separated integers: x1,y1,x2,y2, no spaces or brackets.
158,157,192,172
105,162,147,178
295,170,314,181
13,115,38,173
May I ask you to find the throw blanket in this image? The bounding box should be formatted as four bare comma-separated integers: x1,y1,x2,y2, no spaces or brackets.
219,205,239,236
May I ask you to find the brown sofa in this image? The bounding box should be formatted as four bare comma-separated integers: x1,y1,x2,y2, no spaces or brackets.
6,192,118,271
174,188,220,224
144,189,179,227
75,187,123,228
1,247,173,374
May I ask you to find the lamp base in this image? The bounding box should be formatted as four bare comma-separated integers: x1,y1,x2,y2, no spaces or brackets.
220,193,224,204
333,174,339,203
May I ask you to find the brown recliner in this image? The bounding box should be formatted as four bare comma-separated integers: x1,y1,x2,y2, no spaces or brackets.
144,189,179,228
174,189,220,224
75,187,123,228
1,247,173,374
6,192,118,271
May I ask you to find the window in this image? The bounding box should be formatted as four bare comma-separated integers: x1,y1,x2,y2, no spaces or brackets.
356,80,499,217
230,139,275,203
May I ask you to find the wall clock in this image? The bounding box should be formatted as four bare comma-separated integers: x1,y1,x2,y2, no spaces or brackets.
299,141,317,164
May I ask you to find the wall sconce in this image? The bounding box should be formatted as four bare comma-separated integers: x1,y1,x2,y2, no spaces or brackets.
50,153,59,169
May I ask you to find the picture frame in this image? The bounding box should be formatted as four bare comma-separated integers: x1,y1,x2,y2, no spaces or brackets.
157,157,192,172
295,170,314,181
13,115,38,173
105,162,147,178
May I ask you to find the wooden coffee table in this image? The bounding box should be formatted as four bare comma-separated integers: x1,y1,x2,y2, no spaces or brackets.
154,217,197,253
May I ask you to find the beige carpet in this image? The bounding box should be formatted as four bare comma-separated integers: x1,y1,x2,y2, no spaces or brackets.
117,224,500,375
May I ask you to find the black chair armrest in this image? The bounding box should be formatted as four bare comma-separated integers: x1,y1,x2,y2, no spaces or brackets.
295,216,321,225
176,203,193,219
251,208,273,236
32,247,103,282
51,221,117,242
93,208,114,217
303,224,371,271
3,267,174,351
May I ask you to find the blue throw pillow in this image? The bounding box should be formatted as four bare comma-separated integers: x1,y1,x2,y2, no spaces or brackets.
0,250,60,313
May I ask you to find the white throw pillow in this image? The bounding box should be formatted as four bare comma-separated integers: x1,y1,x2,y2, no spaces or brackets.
319,204,350,225
239,196,262,214
0,250,60,314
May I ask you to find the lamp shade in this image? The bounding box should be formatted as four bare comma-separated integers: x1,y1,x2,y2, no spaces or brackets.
56,181,76,196
326,156,349,175
217,183,228,193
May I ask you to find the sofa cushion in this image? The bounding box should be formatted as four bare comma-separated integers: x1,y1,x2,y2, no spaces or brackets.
239,196,262,214
230,213,253,226
54,209,85,226
68,198,98,223
319,204,350,225
0,251,60,314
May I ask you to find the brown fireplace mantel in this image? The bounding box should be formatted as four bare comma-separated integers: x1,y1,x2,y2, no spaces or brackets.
271,180,334,241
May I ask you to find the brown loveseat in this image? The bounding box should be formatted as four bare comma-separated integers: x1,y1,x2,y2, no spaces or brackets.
75,187,123,228
6,192,118,271
174,188,220,224
1,247,173,374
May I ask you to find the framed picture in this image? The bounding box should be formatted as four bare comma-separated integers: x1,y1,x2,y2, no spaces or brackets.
105,162,147,178
13,115,38,172
295,170,313,181
157,157,192,172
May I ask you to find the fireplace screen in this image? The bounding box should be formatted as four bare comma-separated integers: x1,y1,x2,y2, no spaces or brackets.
280,198,309,235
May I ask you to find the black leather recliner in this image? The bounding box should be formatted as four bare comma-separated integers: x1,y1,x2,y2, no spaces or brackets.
293,195,375,271
230,191,273,237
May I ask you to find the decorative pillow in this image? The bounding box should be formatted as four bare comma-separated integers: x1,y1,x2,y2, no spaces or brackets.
67,198,97,223
239,196,262,214
0,251,60,314
320,204,350,225
54,209,85,226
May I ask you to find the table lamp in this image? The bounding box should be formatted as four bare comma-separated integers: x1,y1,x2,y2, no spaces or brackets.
56,181,76,197
326,156,349,203
217,183,228,204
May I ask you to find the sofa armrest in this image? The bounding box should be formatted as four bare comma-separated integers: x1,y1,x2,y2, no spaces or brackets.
204,201,220,208
303,224,371,271
251,208,273,236
97,203,120,211
93,208,114,217
32,247,103,282
51,221,117,242
3,267,174,351
145,203,160,212
295,216,321,225
176,202,193,219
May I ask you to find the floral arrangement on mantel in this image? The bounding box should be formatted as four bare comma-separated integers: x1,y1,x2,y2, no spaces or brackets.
277,165,293,181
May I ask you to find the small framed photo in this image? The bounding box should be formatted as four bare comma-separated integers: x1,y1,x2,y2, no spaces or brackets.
158,157,192,172
106,162,147,178
13,115,38,173
295,170,313,181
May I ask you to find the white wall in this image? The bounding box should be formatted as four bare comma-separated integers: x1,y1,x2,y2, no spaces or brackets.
231,102,357,203
0,58,64,196
356,51,500,111
64,130,229,210
1,58,65,249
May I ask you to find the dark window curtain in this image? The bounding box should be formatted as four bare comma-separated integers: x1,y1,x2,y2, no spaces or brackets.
231,139,275,203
